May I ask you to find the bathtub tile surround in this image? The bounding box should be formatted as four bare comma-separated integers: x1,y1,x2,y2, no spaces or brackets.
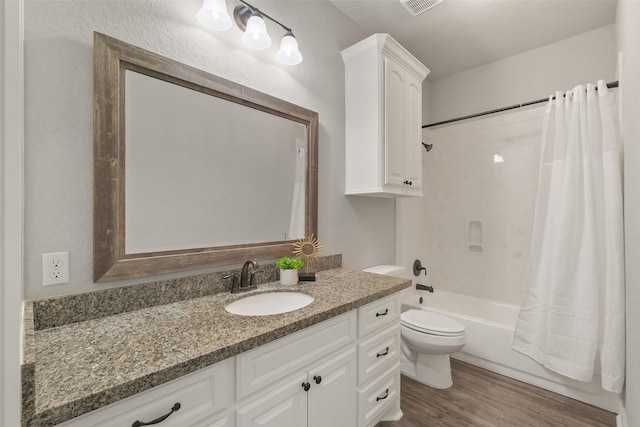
419,108,543,304
31,254,342,331
21,264,410,426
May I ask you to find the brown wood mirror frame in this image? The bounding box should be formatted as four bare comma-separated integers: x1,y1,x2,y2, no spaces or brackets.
93,32,318,282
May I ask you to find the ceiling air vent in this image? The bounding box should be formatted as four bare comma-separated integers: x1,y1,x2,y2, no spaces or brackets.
400,0,444,16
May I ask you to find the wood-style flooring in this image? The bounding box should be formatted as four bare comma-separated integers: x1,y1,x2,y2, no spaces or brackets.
377,359,616,427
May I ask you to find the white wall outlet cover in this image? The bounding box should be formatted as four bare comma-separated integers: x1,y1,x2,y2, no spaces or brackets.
42,251,69,286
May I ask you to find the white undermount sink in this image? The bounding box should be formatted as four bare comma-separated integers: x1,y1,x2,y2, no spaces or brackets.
224,292,315,316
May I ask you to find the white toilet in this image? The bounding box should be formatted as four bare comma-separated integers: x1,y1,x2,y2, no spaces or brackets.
400,309,465,388
363,265,466,389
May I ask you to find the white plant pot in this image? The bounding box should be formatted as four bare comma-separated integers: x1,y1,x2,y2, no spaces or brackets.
280,269,299,286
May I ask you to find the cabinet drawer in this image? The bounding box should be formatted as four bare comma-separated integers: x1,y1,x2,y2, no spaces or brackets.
357,362,401,427
60,358,233,427
358,293,401,338
236,311,357,400
358,324,400,385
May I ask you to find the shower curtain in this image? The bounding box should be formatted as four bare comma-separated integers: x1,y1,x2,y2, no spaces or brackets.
512,80,625,393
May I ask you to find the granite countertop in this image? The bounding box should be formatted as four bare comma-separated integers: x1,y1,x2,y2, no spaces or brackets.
28,268,410,426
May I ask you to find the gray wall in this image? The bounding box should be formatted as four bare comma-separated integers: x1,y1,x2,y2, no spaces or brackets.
24,0,396,299
427,24,617,124
616,1,640,424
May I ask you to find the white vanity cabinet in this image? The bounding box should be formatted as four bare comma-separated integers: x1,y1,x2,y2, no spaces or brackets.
56,293,404,427
342,33,430,197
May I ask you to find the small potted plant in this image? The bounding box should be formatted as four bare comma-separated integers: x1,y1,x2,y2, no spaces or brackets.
276,256,304,286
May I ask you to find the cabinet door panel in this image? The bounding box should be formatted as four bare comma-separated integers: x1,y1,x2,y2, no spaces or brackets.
384,58,406,188
236,374,307,427
308,347,357,427
405,73,423,190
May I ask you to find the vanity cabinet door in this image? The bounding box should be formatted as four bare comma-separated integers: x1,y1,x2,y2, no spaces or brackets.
384,57,408,189
404,71,423,191
383,58,423,194
236,374,308,427
307,347,357,427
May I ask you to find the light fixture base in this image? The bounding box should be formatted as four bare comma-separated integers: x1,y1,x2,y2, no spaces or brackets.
233,5,252,31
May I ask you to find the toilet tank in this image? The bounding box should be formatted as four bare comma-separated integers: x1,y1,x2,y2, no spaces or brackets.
363,265,414,298
362,265,408,278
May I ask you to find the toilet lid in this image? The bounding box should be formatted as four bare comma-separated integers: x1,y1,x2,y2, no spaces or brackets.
401,309,465,336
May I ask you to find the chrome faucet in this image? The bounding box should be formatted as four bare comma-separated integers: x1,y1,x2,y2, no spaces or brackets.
225,260,259,294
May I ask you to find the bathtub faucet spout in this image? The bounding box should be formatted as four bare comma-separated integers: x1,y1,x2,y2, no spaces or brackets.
416,284,434,293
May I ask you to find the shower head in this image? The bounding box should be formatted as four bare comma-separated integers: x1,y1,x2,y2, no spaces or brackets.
422,142,433,152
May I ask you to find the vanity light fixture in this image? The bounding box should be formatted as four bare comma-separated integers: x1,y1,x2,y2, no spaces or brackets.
240,10,272,50
197,0,303,65
275,31,303,65
197,0,233,31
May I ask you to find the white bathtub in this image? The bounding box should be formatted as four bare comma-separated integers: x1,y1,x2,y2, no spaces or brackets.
402,290,617,412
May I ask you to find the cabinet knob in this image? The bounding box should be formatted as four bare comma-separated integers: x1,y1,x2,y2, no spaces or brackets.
313,375,322,384
302,382,311,392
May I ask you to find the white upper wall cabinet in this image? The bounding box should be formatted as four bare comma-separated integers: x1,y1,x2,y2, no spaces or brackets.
342,34,430,197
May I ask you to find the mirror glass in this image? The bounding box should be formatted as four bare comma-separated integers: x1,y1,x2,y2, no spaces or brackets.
93,32,318,282
125,71,307,253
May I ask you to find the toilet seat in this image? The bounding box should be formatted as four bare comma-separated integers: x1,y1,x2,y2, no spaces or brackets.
401,310,465,337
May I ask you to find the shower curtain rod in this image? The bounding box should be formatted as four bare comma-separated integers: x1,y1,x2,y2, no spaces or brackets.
422,80,619,129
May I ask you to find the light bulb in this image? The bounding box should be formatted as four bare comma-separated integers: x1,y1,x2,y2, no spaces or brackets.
275,32,302,65
197,0,232,31
241,11,271,50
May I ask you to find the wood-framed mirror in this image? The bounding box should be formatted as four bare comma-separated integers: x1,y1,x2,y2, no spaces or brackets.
93,32,318,282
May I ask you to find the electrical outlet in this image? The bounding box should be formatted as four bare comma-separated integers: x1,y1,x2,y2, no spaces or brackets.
42,252,69,286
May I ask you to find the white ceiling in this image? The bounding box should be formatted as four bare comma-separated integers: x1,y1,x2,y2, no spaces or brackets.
329,0,617,80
